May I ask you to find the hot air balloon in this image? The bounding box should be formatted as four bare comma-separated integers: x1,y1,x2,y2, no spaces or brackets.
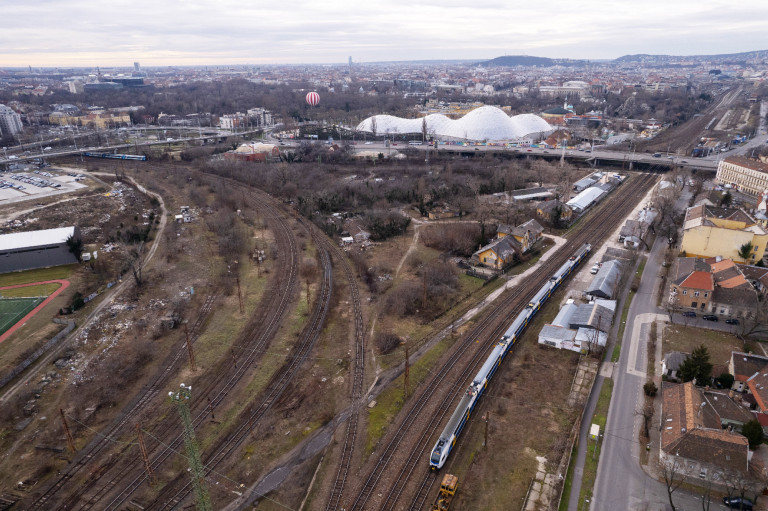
306,91,320,107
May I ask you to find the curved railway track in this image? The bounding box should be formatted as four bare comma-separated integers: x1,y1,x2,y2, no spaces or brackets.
25,172,303,510
346,172,657,511
317,232,366,511
142,243,334,510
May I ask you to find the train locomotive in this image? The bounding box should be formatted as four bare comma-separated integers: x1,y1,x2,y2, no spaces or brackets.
430,243,591,470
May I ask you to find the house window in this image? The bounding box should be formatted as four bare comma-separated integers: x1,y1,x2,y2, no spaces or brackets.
692,301,698,308
682,290,687,295
704,292,708,298
694,291,700,297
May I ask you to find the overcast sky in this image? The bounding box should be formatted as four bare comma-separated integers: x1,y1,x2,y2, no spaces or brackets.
2,0,767,68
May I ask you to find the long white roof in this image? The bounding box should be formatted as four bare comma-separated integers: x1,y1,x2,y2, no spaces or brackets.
0,226,77,252
356,106,552,142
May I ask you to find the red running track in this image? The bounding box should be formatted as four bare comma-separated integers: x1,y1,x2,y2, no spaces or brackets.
0,279,70,344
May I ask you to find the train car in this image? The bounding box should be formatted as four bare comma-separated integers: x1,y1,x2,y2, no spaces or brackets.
550,260,575,289
503,308,531,342
429,243,592,471
526,281,554,311
83,152,147,161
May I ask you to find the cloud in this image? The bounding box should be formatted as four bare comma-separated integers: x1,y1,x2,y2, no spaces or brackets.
1,0,767,66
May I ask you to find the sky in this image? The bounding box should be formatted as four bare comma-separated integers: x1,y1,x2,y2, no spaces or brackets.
2,0,767,68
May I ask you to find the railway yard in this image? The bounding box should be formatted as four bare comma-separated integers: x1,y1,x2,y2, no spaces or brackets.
0,152,662,511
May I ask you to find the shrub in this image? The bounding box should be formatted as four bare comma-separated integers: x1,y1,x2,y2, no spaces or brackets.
643,381,658,397
375,332,402,355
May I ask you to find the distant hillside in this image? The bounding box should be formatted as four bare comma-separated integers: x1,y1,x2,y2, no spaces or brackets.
479,55,587,68
614,50,768,65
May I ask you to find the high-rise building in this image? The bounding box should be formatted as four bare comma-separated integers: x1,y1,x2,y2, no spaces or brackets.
348,56,352,72
134,61,140,73
0,104,23,137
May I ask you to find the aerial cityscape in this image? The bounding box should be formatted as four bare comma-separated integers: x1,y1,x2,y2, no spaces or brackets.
1,3,768,511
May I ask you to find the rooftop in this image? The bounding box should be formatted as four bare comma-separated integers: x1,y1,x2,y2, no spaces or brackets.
0,226,77,252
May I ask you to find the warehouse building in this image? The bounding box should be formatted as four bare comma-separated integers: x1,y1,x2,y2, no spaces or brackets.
0,226,81,273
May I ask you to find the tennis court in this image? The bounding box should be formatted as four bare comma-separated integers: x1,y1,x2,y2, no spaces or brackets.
0,297,46,336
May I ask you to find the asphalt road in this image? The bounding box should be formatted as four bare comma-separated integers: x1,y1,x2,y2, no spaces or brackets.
586,184,741,511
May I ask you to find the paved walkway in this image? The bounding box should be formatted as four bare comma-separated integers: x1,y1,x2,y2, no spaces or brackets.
0,279,70,344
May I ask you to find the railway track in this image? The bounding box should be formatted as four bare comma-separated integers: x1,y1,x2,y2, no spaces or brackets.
89,183,307,511
346,172,657,511
318,232,366,511
25,171,302,510
27,290,219,511
143,243,334,510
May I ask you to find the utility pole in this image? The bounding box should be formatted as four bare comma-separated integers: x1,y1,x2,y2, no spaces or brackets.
403,346,410,400
236,275,244,314
183,323,196,371
136,424,156,486
60,408,76,453
484,411,490,448
170,384,212,511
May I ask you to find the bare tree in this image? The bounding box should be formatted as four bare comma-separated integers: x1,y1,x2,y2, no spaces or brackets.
300,257,319,306
130,242,145,287
660,457,688,511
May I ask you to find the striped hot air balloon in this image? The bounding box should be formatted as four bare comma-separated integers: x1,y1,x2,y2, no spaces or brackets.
305,91,320,107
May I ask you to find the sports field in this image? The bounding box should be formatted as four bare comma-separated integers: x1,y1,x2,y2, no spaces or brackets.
0,297,46,336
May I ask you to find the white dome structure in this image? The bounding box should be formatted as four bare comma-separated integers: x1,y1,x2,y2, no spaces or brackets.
356,106,552,142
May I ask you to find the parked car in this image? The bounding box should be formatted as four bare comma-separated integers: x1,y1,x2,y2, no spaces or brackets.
725,318,739,325
722,496,753,510
682,311,697,317
702,314,719,321
590,262,602,274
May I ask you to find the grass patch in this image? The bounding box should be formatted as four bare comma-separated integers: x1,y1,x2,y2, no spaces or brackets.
0,265,75,287
558,442,579,511
611,256,646,362
366,332,460,455
662,324,743,367
612,289,634,362
505,238,555,277
577,378,614,510
0,283,61,297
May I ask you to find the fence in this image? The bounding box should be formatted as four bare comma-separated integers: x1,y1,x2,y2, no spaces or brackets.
0,318,76,390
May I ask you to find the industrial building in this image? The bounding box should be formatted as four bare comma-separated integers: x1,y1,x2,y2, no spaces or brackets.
0,226,81,274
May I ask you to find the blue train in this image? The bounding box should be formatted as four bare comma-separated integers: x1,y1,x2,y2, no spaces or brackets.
429,243,591,470
83,152,147,161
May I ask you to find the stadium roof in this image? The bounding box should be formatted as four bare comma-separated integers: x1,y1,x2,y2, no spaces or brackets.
0,227,77,252
356,106,552,142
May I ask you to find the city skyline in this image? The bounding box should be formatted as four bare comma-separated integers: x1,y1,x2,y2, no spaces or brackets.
2,0,767,67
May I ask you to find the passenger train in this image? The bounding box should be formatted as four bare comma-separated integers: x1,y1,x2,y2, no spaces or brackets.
429,243,591,470
83,152,147,161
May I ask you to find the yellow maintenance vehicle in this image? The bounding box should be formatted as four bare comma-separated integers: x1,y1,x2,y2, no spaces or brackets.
432,474,458,511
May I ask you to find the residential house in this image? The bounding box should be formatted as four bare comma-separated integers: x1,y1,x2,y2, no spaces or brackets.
716,156,768,198
537,200,573,224
669,259,714,312
661,382,750,479
680,205,768,263
662,351,689,380
729,352,768,393
497,218,544,253
472,236,522,270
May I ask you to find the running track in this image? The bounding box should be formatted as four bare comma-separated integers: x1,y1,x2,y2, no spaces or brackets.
0,279,70,344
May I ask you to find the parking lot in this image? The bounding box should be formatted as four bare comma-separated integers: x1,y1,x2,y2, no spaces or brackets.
0,166,87,204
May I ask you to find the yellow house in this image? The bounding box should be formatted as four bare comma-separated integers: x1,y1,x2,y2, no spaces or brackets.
497,219,545,253
472,236,522,269
680,205,768,263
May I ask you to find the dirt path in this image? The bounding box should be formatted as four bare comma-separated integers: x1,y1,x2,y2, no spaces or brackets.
0,174,167,405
